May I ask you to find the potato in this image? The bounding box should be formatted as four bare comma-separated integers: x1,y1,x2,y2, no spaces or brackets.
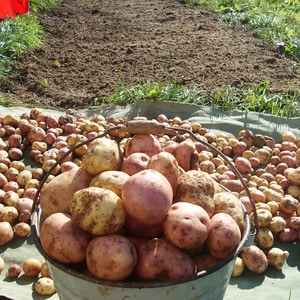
86,235,137,280
35,277,56,296
22,258,42,277
0,256,4,273
122,169,173,225
254,148,272,165
0,221,14,246
267,247,289,270
70,187,126,235
39,166,93,216
251,208,272,228
124,134,162,158
89,170,130,197
213,191,245,232
40,261,51,278
132,237,196,281
81,137,123,175
241,245,268,274
255,227,274,249
269,216,286,233
206,213,241,260
278,227,298,243
193,253,220,272
16,169,32,187
174,170,216,217
231,256,245,277
287,168,300,185
173,139,196,171
121,152,150,175
279,195,299,214
219,179,244,193
234,157,252,175
163,202,210,251
147,151,180,194
14,222,31,237
125,215,163,238
0,206,18,223
40,212,90,264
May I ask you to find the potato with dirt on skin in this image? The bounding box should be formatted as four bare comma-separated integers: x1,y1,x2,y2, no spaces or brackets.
0,221,14,246
86,234,137,281
174,170,217,217
255,227,274,249
39,212,90,264
163,202,210,251
213,191,245,232
122,169,173,225
70,187,126,236
39,166,93,216
131,237,196,281
81,137,123,175
35,277,56,296
241,245,268,274
89,170,130,197
206,213,241,260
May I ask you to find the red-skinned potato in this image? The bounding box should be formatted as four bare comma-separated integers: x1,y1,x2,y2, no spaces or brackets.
124,134,162,158
147,151,180,194
173,139,196,171
206,213,241,260
241,245,268,274
39,167,93,216
86,235,137,281
122,169,173,225
125,215,164,238
121,152,150,176
163,202,210,251
40,212,90,264
131,237,196,281
193,253,221,272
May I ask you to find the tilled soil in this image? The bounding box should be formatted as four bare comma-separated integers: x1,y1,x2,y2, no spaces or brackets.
2,0,300,110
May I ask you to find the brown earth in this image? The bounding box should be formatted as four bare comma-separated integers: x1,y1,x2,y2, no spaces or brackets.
2,0,300,110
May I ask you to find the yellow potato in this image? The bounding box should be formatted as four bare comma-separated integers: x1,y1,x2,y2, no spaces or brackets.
82,137,123,175
35,277,56,296
89,170,130,197
70,187,126,235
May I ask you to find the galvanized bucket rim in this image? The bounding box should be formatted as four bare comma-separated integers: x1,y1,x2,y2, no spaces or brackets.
31,203,253,289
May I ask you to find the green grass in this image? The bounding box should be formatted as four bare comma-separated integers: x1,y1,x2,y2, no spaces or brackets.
94,80,300,117
0,0,299,117
0,15,43,77
0,0,59,77
182,0,300,62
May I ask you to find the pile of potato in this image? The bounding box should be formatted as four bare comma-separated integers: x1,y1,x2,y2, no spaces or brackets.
0,108,299,286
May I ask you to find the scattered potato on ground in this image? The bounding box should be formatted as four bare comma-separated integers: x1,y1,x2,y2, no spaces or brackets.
35,277,56,296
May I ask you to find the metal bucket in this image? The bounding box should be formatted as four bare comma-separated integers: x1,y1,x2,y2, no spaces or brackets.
31,119,257,300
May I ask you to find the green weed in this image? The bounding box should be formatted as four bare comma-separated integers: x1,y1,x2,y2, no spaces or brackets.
93,81,300,117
